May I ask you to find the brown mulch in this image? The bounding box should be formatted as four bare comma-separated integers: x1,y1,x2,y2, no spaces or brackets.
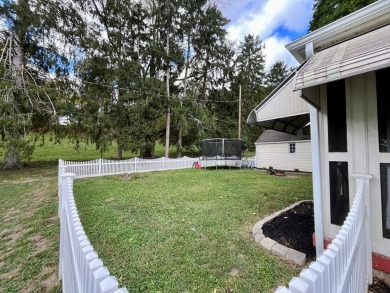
261,201,390,292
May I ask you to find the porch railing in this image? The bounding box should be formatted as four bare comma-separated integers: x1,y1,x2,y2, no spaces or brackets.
276,173,373,293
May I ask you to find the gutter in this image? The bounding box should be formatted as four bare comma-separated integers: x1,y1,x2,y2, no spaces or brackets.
286,0,390,62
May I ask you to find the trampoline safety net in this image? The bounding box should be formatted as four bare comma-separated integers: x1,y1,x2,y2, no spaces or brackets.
200,139,242,160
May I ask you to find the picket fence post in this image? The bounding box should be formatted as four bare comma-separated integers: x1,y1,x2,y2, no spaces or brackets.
58,163,67,217
134,157,137,172
352,173,373,284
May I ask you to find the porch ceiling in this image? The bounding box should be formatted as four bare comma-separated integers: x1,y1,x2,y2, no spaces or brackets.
255,113,310,135
247,64,310,135
294,24,390,90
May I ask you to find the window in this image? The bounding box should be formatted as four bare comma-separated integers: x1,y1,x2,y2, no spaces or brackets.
327,80,348,152
381,164,390,238
329,162,349,226
289,143,296,154
376,68,390,152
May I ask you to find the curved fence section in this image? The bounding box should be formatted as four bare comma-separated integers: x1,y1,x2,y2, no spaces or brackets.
59,172,128,293
58,156,255,292
275,174,373,293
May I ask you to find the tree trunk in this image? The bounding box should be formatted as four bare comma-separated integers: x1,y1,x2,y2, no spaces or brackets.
1,148,22,170
2,12,25,169
117,146,123,160
141,148,153,158
177,127,182,158
177,37,191,158
164,0,171,158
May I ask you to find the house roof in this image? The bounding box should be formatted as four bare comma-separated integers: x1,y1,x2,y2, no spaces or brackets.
255,129,310,144
286,0,390,63
247,65,310,135
294,24,390,90
247,1,390,134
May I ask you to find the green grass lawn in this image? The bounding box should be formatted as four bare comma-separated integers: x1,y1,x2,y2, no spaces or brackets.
0,137,256,293
1,135,254,166
74,169,312,292
0,165,61,292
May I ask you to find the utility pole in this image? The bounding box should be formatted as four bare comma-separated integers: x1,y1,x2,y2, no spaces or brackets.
164,0,171,158
238,84,242,139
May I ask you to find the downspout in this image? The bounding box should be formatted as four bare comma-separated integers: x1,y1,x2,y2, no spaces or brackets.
310,105,324,257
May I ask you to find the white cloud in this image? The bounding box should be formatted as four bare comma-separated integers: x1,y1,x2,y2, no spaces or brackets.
225,0,313,69
264,36,299,70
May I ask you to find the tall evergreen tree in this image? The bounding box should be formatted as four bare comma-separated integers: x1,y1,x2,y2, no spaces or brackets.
192,4,230,104
0,0,80,169
172,0,207,156
265,60,290,94
234,34,266,149
309,0,377,31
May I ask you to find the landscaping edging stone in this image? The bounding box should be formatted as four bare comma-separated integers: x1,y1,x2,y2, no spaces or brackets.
252,200,311,266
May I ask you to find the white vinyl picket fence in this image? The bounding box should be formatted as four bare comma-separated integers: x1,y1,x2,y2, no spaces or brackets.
276,174,373,293
58,156,255,292
58,172,128,293
59,156,255,178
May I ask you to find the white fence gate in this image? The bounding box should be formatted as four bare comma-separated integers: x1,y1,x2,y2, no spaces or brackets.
276,174,373,293
58,156,255,292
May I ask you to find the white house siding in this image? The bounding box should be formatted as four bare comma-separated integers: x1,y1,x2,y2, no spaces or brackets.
318,71,390,259
255,141,312,172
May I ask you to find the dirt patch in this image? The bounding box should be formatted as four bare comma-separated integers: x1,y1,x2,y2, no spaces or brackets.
1,226,32,244
0,267,21,279
20,266,59,293
120,173,136,181
0,178,40,185
230,268,239,277
28,234,50,257
41,272,58,291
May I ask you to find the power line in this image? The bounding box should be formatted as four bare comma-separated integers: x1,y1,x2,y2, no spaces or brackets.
0,76,240,104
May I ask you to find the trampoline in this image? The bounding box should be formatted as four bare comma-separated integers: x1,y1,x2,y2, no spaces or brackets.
200,138,243,169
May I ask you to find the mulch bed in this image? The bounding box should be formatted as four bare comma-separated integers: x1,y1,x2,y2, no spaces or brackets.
261,201,390,292
262,201,316,262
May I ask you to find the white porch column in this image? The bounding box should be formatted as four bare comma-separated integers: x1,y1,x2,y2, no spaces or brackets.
310,105,324,257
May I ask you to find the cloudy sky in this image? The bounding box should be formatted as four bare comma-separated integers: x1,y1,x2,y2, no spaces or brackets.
221,0,314,70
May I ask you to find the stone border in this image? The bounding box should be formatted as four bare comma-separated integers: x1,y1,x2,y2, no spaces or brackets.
252,200,312,266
